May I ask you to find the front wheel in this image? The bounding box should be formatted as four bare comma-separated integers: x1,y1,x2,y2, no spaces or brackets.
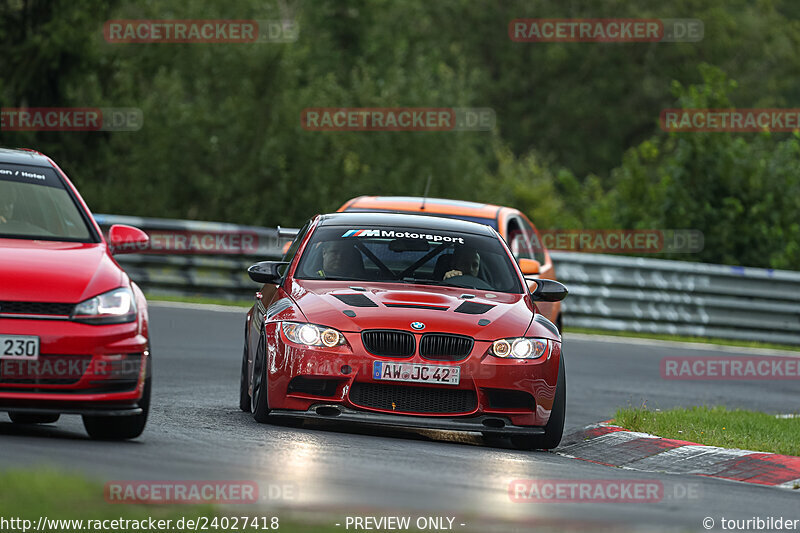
511,354,566,451
239,341,251,412
251,331,271,423
9,413,60,424
83,355,151,440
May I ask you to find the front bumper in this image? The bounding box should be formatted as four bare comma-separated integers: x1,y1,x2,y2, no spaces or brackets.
0,317,148,408
264,324,561,427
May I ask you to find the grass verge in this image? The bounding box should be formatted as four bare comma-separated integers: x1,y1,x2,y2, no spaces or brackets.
613,406,800,456
145,293,251,308
567,326,800,353
0,469,334,532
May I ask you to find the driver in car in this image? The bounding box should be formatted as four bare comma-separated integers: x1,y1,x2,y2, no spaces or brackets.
0,181,17,224
317,240,364,278
444,245,481,280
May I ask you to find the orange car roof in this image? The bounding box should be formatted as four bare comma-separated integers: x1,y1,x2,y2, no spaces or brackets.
342,196,504,220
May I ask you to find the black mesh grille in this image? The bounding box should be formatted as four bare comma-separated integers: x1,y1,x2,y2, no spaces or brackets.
483,388,536,411
361,330,415,357
349,382,477,414
419,334,474,361
287,376,340,397
0,354,93,385
0,301,74,316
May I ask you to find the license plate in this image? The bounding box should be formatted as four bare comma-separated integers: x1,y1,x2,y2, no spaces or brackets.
0,335,40,360
373,361,460,385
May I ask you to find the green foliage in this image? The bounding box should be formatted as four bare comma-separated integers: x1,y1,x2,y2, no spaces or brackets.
1,0,799,269
605,65,800,267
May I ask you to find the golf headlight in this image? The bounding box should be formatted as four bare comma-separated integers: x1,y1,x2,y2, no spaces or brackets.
282,322,346,348
72,287,136,324
490,338,548,359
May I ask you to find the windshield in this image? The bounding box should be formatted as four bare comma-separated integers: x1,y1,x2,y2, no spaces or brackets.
295,225,522,293
0,164,93,242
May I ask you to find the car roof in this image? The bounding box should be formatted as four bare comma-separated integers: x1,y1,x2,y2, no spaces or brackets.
318,211,497,237
343,196,505,220
0,148,51,167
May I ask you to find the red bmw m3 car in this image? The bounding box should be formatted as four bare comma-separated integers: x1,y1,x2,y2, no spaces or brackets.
241,212,568,449
0,148,151,440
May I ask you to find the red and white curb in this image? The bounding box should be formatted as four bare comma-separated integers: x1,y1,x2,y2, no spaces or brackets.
557,423,800,490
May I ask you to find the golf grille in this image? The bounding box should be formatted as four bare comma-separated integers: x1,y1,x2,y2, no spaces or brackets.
349,382,477,414
0,301,74,317
419,334,474,361
361,330,415,357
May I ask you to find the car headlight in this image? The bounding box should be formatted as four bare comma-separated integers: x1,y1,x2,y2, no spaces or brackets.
490,338,548,359
72,287,136,324
282,322,347,348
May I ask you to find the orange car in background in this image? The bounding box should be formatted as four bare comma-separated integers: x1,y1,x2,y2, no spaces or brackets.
338,196,562,331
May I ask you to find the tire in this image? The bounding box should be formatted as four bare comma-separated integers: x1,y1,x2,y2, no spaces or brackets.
251,331,271,423
83,355,151,441
239,341,251,412
9,413,60,424
511,354,566,451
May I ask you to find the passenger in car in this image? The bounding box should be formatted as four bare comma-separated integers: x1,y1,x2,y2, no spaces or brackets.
444,245,481,280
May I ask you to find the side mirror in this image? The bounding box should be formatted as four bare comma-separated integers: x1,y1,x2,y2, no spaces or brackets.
108,224,149,254
518,258,540,275
526,278,568,302
248,261,289,284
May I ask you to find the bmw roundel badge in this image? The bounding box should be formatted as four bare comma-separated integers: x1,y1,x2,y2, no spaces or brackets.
411,322,425,330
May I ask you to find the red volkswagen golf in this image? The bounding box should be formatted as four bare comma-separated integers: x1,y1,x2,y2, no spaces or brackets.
0,148,151,440
241,212,568,449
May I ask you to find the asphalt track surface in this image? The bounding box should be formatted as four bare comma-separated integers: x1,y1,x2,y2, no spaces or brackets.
1,304,798,531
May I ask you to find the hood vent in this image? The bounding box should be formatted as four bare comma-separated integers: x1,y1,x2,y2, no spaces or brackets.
384,303,449,311
454,301,495,315
333,294,378,308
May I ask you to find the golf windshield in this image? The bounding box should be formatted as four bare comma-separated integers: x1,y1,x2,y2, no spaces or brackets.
0,164,93,242
295,226,523,293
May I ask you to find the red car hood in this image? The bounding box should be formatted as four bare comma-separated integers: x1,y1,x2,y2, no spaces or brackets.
0,239,123,303
289,280,535,341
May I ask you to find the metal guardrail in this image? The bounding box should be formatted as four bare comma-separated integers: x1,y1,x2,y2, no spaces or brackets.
551,252,800,345
93,214,294,301
96,215,800,345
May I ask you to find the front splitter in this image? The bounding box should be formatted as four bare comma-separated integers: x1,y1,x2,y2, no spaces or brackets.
269,404,545,436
